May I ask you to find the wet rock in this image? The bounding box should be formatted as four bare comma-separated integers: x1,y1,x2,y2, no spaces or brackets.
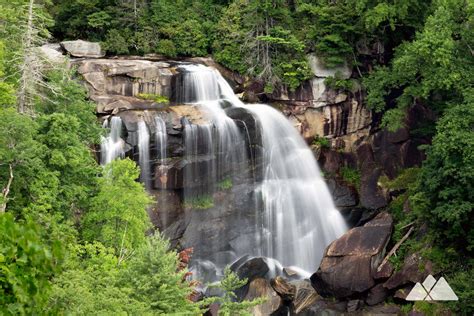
297,300,346,316
60,40,104,58
360,167,389,210
327,178,358,209
271,276,296,300
366,283,389,305
231,257,270,282
186,57,244,89
245,278,282,316
311,212,393,298
319,150,342,174
347,299,362,313
291,280,319,314
384,253,433,290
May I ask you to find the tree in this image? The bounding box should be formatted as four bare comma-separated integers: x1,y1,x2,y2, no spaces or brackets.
214,0,311,91
82,159,152,259
0,107,38,213
411,102,474,252
206,267,263,316
120,234,201,314
48,242,149,314
0,213,62,315
365,0,473,130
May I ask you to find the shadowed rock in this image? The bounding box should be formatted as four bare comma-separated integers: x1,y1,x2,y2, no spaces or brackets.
311,212,393,298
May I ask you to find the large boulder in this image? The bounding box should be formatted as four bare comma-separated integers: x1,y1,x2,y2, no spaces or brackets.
38,43,67,67
383,252,433,290
310,212,393,298
245,278,282,316
60,40,105,58
290,280,319,314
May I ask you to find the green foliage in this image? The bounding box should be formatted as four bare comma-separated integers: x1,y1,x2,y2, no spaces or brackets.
324,73,354,91
340,166,361,188
413,301,450,315
0,213,62,315
312,135,330,149
217,178,233,190
184,195,215,210
83,159,152,254
379,167,420,192
208,267,263,316
137,93,170,104
119,234,200,314
446,266,474,315
214,0,310,89
365,0,473,129
49,242,149,315
50,235,200,315
411,103,474,252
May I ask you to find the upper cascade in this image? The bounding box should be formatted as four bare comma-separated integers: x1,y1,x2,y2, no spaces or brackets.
177,64,347,273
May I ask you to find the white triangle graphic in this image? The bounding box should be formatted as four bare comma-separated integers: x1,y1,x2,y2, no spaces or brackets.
406,282,428,301
429,277,459,301
422,274,436,292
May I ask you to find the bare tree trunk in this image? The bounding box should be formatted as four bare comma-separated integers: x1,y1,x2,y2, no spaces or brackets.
1,164,14,213
18,0,35,114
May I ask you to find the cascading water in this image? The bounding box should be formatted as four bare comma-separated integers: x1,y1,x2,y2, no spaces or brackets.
178,65,248,197
100,116,125,165
99,63,347,278
241,105,347,271
178,64,347,274
155,116,167,163
138,121,152,189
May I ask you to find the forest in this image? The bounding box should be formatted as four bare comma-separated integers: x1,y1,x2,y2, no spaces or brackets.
0,0,473,315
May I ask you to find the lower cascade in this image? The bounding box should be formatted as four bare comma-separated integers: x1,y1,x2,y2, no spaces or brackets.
101,63,347,280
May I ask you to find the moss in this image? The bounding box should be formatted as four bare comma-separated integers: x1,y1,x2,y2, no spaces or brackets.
413,301,450,316
379,167,420,191
184,195,214,210
340,166,361,188
137,93,170,104
217,178,233,190
312,135,330,149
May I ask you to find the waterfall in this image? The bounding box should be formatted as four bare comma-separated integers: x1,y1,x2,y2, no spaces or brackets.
179,64,347,273
240,105,347,271
99,63,347,277
155,116,167,163
138,121,151,189
179,64,248,198
100,116,125,165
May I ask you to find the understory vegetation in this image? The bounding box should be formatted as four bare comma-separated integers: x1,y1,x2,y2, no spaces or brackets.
0,0,473,314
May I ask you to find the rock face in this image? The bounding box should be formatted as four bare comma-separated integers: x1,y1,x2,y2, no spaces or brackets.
245,278,282,316
60,40,105,58
311,212,393,298
383,253,433,290
308,54,352,79
73,59,173,115
38,44,67,66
